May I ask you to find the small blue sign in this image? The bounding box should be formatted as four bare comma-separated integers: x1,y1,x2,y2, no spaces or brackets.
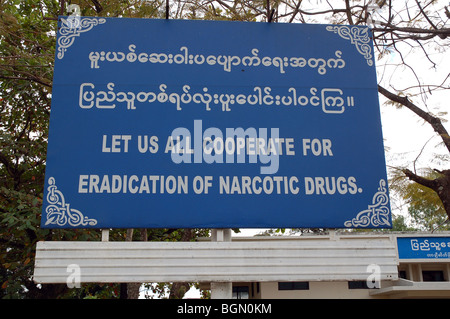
397,237,450,259
42,17,390,229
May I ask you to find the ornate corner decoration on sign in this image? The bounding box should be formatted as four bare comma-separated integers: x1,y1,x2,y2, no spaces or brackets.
57,17,106,59
325,25,373,66
44,177,97,227
344,179,391,228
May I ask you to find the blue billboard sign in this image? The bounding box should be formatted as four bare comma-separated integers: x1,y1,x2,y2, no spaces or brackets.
397,237,450,259
42,17,390,228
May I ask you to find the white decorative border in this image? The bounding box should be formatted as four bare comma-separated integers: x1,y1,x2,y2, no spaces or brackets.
44,177,97,227
326,25,373,66
344,179,391,228
57,17,106,59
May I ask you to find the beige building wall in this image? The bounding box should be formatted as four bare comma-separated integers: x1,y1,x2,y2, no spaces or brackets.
259,281,378,299
230,232,450,299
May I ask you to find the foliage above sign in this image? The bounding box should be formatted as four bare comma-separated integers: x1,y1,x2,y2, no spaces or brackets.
42,17,390,229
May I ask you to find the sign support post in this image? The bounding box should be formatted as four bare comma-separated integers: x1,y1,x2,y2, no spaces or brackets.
101,229,109,242
210,229,232,299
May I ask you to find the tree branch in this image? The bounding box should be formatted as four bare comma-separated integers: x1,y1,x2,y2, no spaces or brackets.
415,0,439,31
403,168,437,190
378,85,450,154
0,74,52,88
372,24,450,38
91,0,103,13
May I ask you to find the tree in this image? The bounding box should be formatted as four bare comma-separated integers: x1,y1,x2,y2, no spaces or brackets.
390,169,450,231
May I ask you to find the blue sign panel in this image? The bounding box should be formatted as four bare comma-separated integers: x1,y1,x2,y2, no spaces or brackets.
397,237,450,259
42,17,391,228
